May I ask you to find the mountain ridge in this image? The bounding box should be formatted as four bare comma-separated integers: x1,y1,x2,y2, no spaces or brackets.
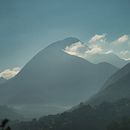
0,37,118,117
87,63,130,105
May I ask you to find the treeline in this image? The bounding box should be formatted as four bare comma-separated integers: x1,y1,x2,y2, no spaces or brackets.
0,119,11,130
10,98,130,130
107,117,130,130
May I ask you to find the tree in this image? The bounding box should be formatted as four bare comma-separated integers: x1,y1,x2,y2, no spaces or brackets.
0,119,11,130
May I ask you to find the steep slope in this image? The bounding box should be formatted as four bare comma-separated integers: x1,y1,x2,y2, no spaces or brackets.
0,37,117,116
88,63,130,105
102,63,130,88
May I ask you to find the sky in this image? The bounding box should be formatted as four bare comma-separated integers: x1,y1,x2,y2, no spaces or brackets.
0,0,130,78
64,34,130,60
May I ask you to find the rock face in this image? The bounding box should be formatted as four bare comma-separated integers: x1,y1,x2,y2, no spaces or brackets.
88,63,130,105
0,37,117,116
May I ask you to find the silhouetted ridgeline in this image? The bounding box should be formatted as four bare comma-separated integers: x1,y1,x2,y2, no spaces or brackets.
11,98,130,130
0,38,118,117
88,63,130,105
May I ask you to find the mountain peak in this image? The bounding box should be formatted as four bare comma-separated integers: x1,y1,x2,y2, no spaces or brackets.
50,37,80,48
37,37,81,55
62,37,80,43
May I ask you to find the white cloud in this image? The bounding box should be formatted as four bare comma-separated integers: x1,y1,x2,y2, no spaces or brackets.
85,45,103,56
124,58,130,61
120,50,129,55
113,35,129,45
64,41,89,56
64,41,103,59
89,34,106,43
105,50,113,54
64,34,130,61
0,67,21,80
120,50,130,60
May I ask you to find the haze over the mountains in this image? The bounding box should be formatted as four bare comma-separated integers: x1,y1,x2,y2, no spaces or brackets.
1,0,130,72
20,61,130,130
12,98,130,130
0,38,118,117
88,63,130,105
10,61,130,129
0,105,23,120
64,34,130,68
0,1,130,129
1,34,130,81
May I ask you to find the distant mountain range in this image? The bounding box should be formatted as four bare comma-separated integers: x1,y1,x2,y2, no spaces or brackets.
63,40,129,68
88,63,130,105
0,37,117,117
85,53,129,68
11,62,130,130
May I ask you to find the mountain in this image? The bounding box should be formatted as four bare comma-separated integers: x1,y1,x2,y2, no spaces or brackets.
0,37,117,117
0,77,6,84
11,98,130,130
64,42,129,68
88,63,130,105
86,53,129,68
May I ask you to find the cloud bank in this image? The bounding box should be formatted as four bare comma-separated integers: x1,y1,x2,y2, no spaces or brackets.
113,35,129,45
64,34,130,60
64,42,90,57
0,67,21,80
89,34,106,43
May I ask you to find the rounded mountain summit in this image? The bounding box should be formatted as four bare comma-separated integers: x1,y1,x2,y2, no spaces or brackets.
0,37,118,116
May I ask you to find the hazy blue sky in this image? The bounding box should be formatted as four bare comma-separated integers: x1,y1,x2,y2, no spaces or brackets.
0,0,130,71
